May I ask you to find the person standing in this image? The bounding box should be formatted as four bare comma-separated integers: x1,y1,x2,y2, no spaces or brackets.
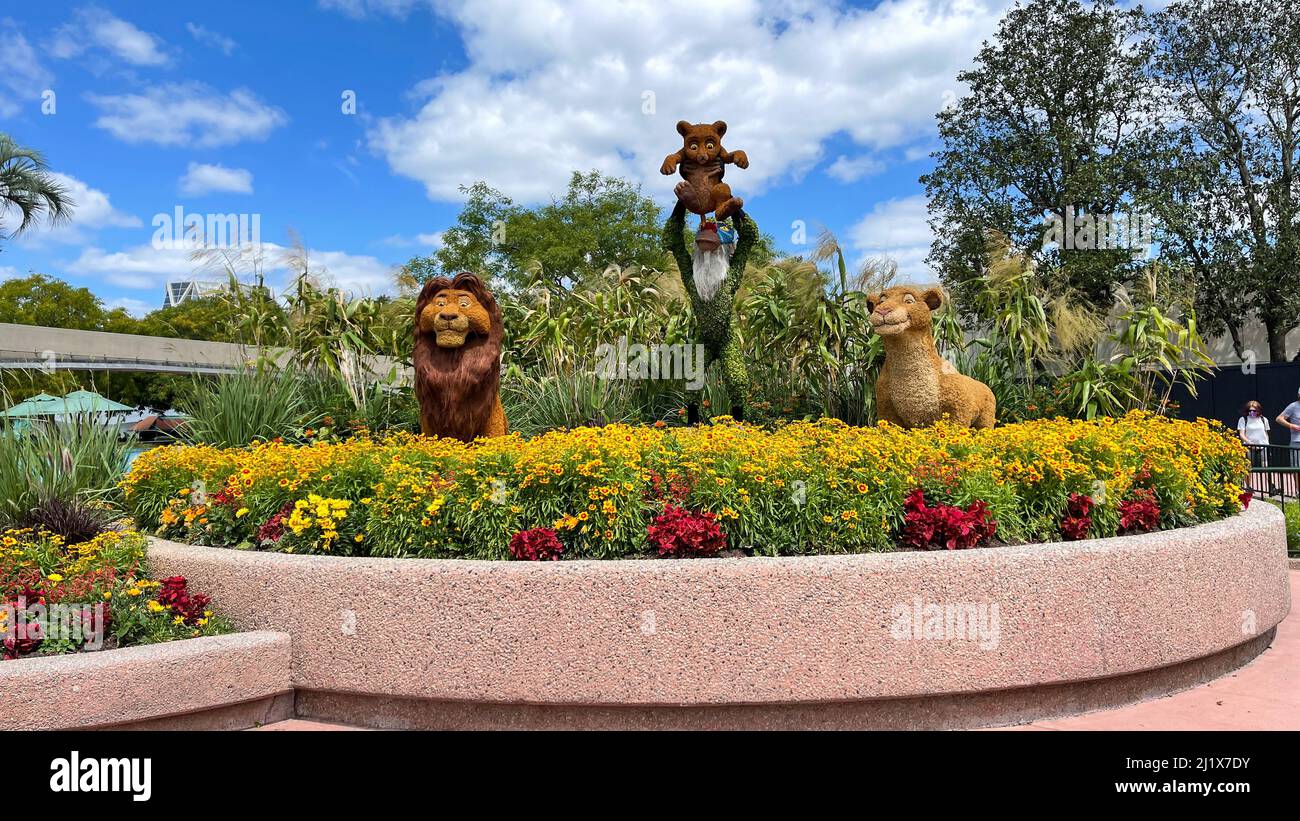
1276,389,1300,466
1239,401,1270,466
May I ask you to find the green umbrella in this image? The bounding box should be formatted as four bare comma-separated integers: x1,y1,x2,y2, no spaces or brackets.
0,392,63,418
57,390,134,414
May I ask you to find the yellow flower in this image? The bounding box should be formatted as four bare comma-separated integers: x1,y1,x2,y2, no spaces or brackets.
236,507,250,518
47,573,63,583
147,600,165,613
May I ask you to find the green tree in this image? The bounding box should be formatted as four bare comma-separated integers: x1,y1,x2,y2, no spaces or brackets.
411,172,667,290
1147,0,1300,361
0,273,107,329
922,0,1158,316
0,133,72,245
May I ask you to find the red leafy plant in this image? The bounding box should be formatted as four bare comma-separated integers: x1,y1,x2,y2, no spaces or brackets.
899,488,997,551
257,502,295,544
509,527,564,561
1118,489,1160,534
1059,492,1094,541
156,576,212,625
647,505,726,558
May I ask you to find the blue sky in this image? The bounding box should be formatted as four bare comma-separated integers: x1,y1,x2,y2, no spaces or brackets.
0,0,1018,316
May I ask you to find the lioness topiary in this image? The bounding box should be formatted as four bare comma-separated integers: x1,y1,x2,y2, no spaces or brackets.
868,285,996,429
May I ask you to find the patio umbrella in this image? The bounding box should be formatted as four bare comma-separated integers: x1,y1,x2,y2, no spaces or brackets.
56,390,134,414
0,392,63,418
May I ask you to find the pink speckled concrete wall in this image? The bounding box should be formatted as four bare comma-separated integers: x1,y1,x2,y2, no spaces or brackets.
148,504,1290,716
0,632,291,730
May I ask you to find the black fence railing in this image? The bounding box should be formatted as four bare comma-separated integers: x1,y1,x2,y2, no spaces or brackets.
1244,444,1300,506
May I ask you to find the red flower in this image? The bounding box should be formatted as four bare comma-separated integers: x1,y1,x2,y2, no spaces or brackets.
899,489,997,551
647,505,726,558
509,528,564,561
1239,490,1252,510
1059,492,1094,541
1118,489,1160,534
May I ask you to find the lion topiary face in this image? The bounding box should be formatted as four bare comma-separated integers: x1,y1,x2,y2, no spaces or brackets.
419,287,493,348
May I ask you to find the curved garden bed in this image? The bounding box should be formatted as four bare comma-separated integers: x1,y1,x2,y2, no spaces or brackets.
146,503,1291,730
124,413,1249,560
0,631,291,730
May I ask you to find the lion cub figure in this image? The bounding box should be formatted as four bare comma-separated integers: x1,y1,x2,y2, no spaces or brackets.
868,286,996,429
413,272,507,442
660,120,748,220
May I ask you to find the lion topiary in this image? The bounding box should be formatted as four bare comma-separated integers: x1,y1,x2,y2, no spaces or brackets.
413,272,507,441
868,285,996,429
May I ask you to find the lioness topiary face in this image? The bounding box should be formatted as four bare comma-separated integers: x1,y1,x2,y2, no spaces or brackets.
867,286,943,336
420,288,492,348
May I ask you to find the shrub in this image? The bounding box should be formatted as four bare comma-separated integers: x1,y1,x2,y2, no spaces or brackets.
646,505,726,558
18,495,120,544
0,416,135,531
1059,492,1094,541
898,489,998,550
509,527,564,561
122,412,1249,560
178,367,311,448
1118,488,1161,534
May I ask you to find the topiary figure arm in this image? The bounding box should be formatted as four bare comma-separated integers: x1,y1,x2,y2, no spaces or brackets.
728,208,757,297
663,200,698,303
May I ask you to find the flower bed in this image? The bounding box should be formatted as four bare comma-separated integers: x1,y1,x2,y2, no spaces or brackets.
122,412,1248,560
1,529,231,660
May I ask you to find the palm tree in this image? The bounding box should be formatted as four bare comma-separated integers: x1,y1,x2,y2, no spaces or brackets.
0,133,72,241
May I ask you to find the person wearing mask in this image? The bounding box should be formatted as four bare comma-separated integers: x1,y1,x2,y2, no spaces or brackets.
1238,400,1270,466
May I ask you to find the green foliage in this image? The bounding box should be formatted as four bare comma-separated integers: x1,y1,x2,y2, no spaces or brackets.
0,273,107,329
1147,0,1300,361
0,415,135,530
502,369,685,436
416,172,666,290
177,368,312,448
1283,501,1300,558
923,0,1155,314
0,132,71,242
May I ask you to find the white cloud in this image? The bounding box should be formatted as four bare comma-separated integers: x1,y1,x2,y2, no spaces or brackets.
50,173,142,230
848,194,935,283
826,154,885,183
380,231,443,249
87,83,288,148
49,6,169,67
107,296,152,317
0,21,53,118
185,22,237,55
178,162,254,196
366,0,1009,204
318,0,429,19
67,241,398,294
0,265,20,280
65,244,191,290
9,172,141,247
